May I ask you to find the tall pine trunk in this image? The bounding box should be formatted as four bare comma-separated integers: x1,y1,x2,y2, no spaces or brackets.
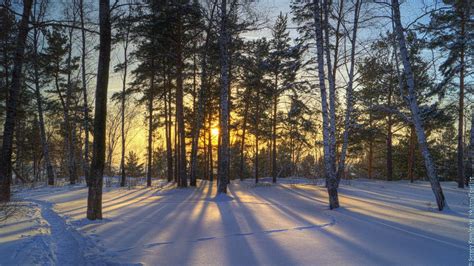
190,3,217,186
176,12,187,188
271,86,278,183
457,5,466,188
79,0,90,186
255,92,260,184
65,23,78,185
468,110,474,187
218,0,230,194
0,0,32,201
32,21,54,185
119,20,130,188
240,98,249,181
208,112,214,182
87,0,111,220
392,0,446,210
147,71,155,187
165,74,173,182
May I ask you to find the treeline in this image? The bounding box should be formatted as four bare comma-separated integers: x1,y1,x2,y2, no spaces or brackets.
0,0,472,214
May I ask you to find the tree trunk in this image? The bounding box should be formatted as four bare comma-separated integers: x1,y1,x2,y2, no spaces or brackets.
240,98,249,181
174,116,178,184
468,109,474,187
336,0,361,182
387,84,393,181
218,0,230,194
32,13,55,186
190,37,212,186
65,19,78,185
323,0,337,179
176,13,187,188
392,0,446,210
0,0,32,202
147,70,155,187
271,84,278,183
87,0,111,220
457,5,466,188
255,131,259,184
387,120,393,181
165,74,173,182
119,21,130,188
255,93,260,184
312,0,339,209
408,125,415,183
79,0,90,186
208,112,214,182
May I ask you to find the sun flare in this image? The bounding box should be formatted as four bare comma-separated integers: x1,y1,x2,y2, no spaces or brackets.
211,127,219,137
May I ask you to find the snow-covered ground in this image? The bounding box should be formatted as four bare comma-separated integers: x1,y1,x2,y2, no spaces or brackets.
0,178,468,265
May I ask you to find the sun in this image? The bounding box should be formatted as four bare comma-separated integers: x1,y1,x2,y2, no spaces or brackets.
211,127,219,137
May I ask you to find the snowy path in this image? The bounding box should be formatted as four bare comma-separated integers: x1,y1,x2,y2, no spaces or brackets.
1,179,469,265
30,199,86,265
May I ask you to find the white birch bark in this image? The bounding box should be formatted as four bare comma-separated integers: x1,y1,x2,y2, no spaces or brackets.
392,0,446,210
313,0,339,209
337,0,361,181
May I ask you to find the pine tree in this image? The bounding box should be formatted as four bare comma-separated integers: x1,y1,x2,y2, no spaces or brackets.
0,0,33,202
240,39,272,183
423,0,473,188
268,12,303,183
125,151,144,178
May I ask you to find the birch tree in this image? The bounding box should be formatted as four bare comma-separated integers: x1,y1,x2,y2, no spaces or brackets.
312,0,339,209
391,0,446,210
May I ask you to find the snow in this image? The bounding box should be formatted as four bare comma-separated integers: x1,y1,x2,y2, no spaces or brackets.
0,178,468,265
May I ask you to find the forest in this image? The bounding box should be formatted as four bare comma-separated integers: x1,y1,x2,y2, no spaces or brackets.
0,0,472,264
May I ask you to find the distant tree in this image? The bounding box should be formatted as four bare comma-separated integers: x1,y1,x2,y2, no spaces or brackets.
125,151,144,178
268,12,303,183
43,25,80,184
113,1,134,187
240,39,272,183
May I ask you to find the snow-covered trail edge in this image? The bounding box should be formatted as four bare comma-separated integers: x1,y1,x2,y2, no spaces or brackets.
24,199,118,266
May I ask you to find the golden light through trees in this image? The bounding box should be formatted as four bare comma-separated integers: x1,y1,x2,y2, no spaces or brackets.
211,127,219,138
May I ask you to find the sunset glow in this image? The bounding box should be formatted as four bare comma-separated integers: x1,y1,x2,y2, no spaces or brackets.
211,127,219,138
